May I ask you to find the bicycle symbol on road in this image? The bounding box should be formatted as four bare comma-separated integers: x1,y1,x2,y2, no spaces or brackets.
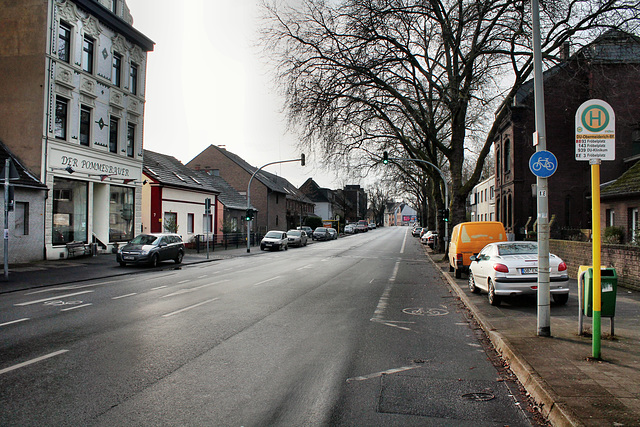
532,157,555,172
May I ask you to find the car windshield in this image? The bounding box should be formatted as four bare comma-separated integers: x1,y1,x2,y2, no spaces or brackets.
288,231,301,237
498,243,538,255
129,234,159,245
265,231,282,238
315,228,326,232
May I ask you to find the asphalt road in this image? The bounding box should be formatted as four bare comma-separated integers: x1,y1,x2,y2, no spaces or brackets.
0,227,536,426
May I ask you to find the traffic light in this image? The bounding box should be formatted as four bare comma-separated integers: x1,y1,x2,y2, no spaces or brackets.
245,209,254,221
443,209,449,222
437,209,444,221
382,151,389,164
300,153,306,166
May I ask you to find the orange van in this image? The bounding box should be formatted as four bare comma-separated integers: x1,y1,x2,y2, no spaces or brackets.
448,221,507,278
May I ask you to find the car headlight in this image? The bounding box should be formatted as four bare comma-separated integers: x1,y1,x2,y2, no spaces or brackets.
140,248,150,255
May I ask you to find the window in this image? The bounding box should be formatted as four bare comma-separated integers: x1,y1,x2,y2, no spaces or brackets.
82,36,94,73
111,0,119,14
130,63,138,95
109,186,134,242
163,212,178,233
58,22,71,63
631,208,639,243
55,97,68,139
504,139,511,173
109,117,118,153
79,105,91,146
126,123,135,157
187,213,194,233
606,209,615,227
52,177,88,245
15,202,29,236
112,52,122,87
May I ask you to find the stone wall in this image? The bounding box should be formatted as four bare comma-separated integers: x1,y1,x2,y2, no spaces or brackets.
550,239,640,291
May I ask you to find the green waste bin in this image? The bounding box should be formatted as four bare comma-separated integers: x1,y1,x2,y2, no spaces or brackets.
583,267,617,317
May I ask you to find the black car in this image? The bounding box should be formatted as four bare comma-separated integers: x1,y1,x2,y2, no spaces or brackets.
117,233,185,267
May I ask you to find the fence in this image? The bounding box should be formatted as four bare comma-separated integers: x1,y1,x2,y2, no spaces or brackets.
190,233,265,252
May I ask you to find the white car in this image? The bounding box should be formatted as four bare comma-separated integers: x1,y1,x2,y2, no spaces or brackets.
260,230,289,251
344,224,355,234
467,241,569,306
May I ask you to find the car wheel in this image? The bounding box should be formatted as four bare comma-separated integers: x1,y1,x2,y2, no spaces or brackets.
468,273,480,294
449,264,454,272
175,251,183,264
488,280,501,306
284,244,288,250
150,254,159,268
553,293,569,305
455,267,462,279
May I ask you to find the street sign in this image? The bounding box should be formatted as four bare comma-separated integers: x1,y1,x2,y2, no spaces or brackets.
529,150,558,178
575,99,615,161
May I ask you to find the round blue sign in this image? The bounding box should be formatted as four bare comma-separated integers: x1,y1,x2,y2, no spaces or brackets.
529,150,558,178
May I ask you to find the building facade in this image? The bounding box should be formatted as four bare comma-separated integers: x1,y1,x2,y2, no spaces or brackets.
493,31,640,239
0,0,154,259
469,175,496,223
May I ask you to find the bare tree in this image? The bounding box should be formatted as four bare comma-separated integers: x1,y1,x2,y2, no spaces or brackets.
262,0,640,225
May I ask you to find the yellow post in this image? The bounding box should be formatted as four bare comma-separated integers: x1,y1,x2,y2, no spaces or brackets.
591,161,602,358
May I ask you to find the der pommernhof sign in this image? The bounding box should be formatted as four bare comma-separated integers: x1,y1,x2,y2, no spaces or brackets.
575,99,615,161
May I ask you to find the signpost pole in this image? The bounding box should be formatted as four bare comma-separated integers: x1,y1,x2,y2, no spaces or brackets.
3,159,9,279
532,0,551,336
591,160,602,358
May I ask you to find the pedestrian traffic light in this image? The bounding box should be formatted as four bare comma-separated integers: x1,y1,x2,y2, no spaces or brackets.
245,209,254,221
383,151,389,164
301,154,306,166
443,209,449,222
437,208,444,221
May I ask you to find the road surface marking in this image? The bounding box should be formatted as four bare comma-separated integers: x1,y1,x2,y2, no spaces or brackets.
112,293,137,300
0,318,30,327
25,281,116,294
14,291,94,307
197,275,209,279
254,276,282,286
162,297,220,318
0,350,69,375
150,286,168,291
389,261,400,282
178,280,190,284
296,266,312,271
161,280,229,298
347,365,421,382
61,303,93,312
400,228,408,254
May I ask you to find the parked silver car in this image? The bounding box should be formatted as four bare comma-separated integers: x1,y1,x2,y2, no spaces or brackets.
327,228,338,239
117,233,185,267
287,229,308,247
260,230,289,251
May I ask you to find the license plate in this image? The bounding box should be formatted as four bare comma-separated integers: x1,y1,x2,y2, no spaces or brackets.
124,256,134,260
521,267,537,274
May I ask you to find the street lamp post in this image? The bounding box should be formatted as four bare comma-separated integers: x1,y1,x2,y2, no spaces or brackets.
246,156,305,253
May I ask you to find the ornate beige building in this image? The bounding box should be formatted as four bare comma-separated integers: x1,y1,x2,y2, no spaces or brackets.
0,0,153,259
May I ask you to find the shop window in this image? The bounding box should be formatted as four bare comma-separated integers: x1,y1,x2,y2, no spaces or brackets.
53,177,88,245
58,22,71,63
15,202,29,236
109,185,134,242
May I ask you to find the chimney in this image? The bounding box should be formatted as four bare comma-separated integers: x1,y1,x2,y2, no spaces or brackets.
560,41,570,61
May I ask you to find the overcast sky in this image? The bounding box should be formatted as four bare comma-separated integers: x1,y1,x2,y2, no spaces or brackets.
126,0,337,188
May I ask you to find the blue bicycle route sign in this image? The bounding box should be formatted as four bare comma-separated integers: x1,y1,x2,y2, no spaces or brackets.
529,150,558,178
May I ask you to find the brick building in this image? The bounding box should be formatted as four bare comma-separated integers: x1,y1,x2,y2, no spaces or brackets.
0,0,154,259
494,30,640,239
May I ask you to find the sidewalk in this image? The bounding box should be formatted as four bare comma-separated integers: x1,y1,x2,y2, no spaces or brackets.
427,249,640,427
0,245,254,295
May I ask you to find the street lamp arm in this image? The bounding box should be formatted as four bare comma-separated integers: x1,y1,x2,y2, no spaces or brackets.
246,156,305,253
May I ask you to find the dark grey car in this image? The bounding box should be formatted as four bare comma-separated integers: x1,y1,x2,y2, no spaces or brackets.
117,233,185,267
